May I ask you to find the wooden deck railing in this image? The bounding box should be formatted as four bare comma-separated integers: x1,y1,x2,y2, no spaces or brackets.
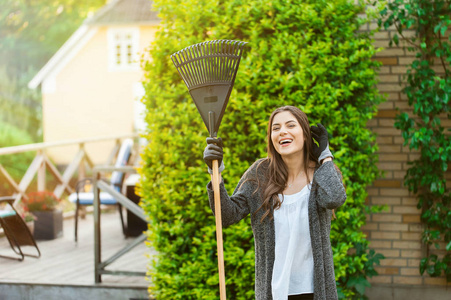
92,165,146,282
0,133,139,206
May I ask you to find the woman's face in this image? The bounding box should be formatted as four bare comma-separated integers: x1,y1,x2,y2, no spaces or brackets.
271,111,305,158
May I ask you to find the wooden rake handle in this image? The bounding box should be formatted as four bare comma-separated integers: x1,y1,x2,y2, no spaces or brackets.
212,159,226,299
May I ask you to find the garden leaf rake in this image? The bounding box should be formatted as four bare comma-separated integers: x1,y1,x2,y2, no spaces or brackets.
171,39,247,137
171,39,247,299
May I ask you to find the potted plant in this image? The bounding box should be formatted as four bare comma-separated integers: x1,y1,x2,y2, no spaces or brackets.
20,210,36,235
23,191,63,240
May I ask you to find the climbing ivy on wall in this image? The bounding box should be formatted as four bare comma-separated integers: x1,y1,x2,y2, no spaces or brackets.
380,0,451,281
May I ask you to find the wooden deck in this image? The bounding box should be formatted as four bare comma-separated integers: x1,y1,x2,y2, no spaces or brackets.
0,210,152,299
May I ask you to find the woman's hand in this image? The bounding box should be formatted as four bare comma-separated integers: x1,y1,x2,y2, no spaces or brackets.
203,137,225,174
310,123,333,164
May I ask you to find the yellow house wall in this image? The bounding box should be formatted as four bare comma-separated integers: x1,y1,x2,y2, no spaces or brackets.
42,25,158,165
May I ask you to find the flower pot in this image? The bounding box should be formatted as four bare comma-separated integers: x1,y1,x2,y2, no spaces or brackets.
33,210,63,240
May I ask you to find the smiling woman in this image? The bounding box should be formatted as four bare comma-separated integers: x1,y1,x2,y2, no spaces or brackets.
202,105,346,300
271,112,306,157
141,0,384,297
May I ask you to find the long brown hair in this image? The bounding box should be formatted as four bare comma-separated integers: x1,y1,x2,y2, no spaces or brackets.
257,106,318,222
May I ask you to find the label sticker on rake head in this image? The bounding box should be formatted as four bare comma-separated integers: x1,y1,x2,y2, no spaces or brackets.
204,96,218,103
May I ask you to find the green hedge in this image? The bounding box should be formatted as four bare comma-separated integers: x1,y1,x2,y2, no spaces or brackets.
139,0,385,298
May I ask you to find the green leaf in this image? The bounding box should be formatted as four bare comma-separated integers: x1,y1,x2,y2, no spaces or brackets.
347,276,371,295
434,24,441,34
393,33,399,45
420,258,428,274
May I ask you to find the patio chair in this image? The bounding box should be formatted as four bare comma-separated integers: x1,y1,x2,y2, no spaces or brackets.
69,138,133,242
0,196,41,261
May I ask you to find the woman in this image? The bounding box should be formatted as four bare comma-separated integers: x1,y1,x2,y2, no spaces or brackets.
203,106,346,300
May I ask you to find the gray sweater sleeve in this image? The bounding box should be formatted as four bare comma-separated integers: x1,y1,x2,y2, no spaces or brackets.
313,160,347,209
207,180,251,227
206,163,261,227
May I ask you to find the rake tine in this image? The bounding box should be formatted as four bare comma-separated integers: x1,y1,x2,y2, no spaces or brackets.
238,42,246,63
202,42,208,84
177,52,192,87
230,41,239,81
239,42,247,56
203,42,208,84
176,51,193,88
198,42,206,86
237,42,246,75
224,41,232,81
204,41,209,84
170,53,176,67
200,43,208,85
221,41,229,82
217,42,221,82
222,41,229,82
195,44,206,86
209,41,214,81
225,41,236,82
186,47,199,87
221,41,227,82
212,40,218,81
177,52,191,88
230,41,242,80
188,46,201,87
184,47,195,86
182,49,197,88
217,40,222,82
218,41,223,82
193,44,202,86
172,53,190,89
216,40,220,82
170,53,179,73
226,40,234,81
209,41,214,82
230,42,245,81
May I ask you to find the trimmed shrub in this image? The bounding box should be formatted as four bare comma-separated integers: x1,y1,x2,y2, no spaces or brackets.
140,0,385,298
0,121,35,194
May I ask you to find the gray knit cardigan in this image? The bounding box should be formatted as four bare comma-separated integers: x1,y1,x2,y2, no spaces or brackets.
207,159,346,300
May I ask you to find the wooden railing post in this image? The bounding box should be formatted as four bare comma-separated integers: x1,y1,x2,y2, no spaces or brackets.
78,143,86,181
94,170,102,283
37,150,46,192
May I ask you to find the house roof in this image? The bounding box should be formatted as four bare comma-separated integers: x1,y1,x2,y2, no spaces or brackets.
29,0,160,89
85,0,160,25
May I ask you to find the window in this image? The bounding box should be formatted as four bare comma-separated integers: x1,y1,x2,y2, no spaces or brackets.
108,28,140,71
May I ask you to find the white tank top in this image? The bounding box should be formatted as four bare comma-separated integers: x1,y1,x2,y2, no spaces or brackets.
271,183,314,300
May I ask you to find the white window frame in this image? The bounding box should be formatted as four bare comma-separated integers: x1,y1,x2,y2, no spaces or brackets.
107,27,140,71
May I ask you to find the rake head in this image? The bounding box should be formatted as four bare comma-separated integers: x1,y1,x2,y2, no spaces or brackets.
171,39,248,137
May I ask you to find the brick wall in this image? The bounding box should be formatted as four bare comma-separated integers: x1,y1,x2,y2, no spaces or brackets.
361,17,451,288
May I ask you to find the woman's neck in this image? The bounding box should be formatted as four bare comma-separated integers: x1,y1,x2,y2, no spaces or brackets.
282,154,305,182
